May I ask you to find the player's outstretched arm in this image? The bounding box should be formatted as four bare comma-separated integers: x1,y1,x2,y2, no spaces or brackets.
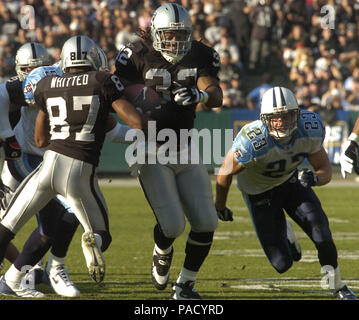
215,149,244,221
112,98,144,131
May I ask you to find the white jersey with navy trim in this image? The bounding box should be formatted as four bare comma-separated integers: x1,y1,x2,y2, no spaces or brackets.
232,110,325,195
15,64,62,156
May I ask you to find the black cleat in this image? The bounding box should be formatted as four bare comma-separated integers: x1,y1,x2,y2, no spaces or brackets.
170,281,202,300
334,285,357,299
151,246,173,290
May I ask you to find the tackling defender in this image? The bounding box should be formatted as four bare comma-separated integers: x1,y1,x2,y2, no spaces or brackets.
115,3,222,300
215,86,356,299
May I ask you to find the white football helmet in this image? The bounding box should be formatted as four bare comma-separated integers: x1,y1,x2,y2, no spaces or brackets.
15,42,51,81
260,87,300,140
151,3,193,64
97,47,109,72
60,36,102,72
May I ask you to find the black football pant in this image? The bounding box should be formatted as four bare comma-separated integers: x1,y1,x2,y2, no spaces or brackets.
242,173,338,273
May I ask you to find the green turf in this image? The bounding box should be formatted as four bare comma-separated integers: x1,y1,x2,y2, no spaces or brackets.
0,178,358,301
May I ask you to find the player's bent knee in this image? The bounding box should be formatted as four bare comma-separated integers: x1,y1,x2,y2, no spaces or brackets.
191,211,218,233
267,247,293,273
161,222,186,239
272,259,293,274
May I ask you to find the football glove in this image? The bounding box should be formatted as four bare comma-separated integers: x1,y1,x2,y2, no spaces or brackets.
3,136,21,160
298,168,318,188
172,82,208,106
340,140,359,179
217,207,233,222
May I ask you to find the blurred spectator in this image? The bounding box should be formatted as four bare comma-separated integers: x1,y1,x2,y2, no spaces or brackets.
280,0,308,38
204,14,222,46
246,73,274,110
218,50,241,83
226,0,253,65
321,79,348,111
248,0,276,73
220,80,234,110
344,66,359,91
214,29,242,69
337,0,356,25
346,77,359,110
338,24,359,68
227,75,248,109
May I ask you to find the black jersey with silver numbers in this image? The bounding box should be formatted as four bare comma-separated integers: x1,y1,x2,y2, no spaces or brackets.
34,71,124,166
115,40,220,137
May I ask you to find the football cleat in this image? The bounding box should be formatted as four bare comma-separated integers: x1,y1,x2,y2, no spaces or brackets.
170,281,202,300
31,261,46,285
286,219,302,262
151,246,173,290
334,285,357,299
81,232,105,283
0,275,45,298
48,264,80,298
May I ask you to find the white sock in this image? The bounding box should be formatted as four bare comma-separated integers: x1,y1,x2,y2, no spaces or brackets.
5,264,24,284
155,244,172,255
334,266,345,291
47,253,66,272
177,267,198,284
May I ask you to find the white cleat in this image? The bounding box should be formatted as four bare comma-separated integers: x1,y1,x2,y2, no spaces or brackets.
81,232,105,283
0,275,45,298
48,264,80,298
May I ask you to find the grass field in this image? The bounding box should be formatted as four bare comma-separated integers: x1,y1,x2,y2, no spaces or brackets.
1,172,359,302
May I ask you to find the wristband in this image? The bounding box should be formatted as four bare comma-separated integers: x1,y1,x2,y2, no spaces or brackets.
348,132,359,145
199,90,209,104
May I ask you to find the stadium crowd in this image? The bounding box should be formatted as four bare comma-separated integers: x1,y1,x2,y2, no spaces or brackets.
2,0,359,115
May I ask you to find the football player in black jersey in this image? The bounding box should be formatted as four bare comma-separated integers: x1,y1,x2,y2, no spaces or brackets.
115,3,222,300
0,36,143,296
0,42,85,298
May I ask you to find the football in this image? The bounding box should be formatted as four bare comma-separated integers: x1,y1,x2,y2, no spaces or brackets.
123,84,162,114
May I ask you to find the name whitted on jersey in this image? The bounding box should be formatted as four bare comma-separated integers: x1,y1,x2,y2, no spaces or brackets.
50,74,89,88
